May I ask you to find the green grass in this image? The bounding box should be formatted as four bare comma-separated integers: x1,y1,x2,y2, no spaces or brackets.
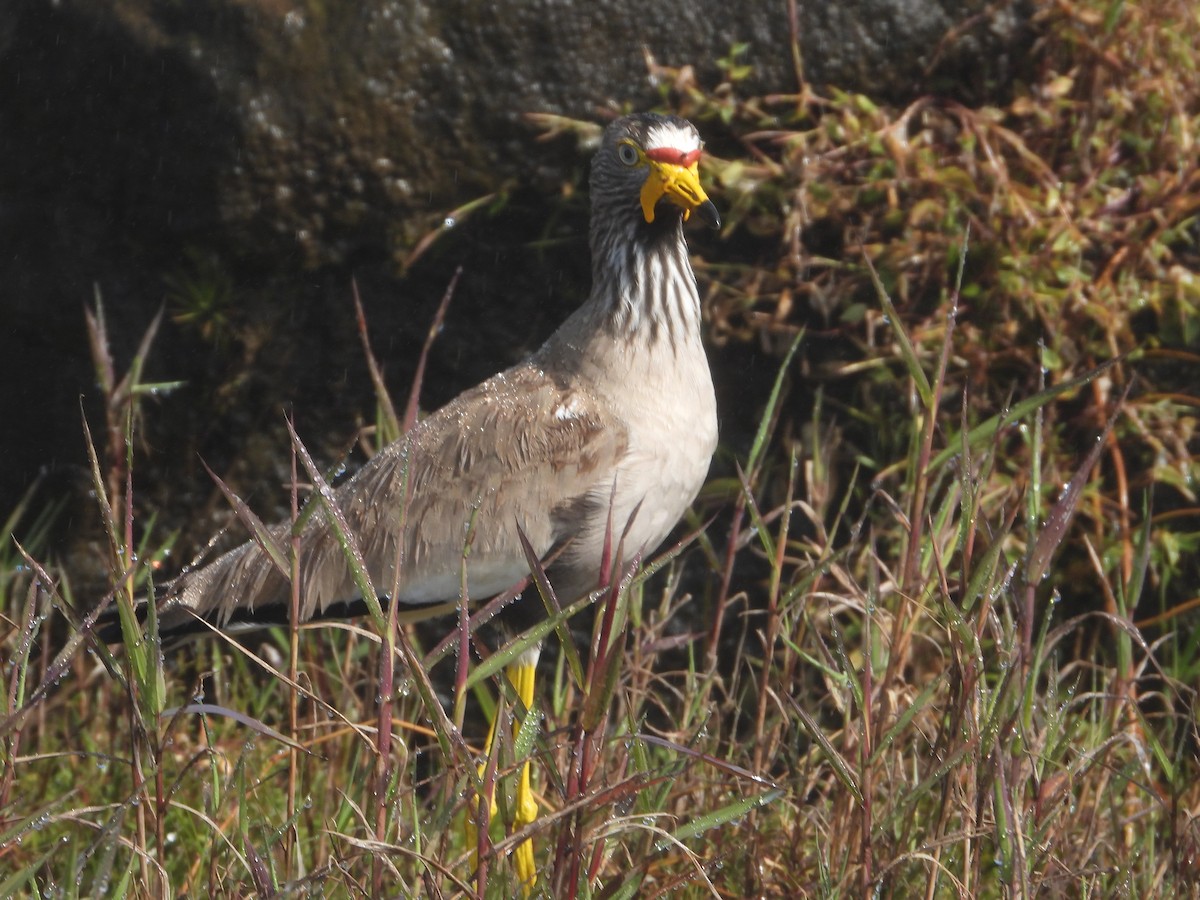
3,0,1199,895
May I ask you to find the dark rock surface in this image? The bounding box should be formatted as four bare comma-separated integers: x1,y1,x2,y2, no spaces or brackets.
0,0,1034,565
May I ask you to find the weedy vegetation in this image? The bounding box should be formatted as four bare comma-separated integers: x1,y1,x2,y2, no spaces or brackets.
3,0,1198,896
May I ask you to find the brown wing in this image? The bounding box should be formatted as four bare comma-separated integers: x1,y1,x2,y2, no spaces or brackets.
164,362,627,630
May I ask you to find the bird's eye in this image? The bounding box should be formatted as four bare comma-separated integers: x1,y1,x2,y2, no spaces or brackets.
617,142,640,166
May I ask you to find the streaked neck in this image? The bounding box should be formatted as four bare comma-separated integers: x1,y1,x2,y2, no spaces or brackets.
589,212,702,347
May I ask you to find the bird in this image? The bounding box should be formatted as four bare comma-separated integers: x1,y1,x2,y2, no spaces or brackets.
138,112,719,889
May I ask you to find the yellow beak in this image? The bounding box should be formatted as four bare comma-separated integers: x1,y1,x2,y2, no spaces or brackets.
640,155,721,228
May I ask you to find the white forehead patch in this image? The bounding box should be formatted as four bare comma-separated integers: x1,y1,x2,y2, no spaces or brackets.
643,120,700,153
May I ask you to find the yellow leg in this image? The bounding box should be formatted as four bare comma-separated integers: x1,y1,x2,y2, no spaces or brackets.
467,653,540,893
509,657,539,891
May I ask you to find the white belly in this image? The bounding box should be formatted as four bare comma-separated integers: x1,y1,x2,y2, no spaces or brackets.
580,335,717,572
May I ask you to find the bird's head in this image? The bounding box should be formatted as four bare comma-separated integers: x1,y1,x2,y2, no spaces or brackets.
592,113,721,231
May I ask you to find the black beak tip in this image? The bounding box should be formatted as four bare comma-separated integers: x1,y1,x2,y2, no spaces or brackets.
697,199,721,230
